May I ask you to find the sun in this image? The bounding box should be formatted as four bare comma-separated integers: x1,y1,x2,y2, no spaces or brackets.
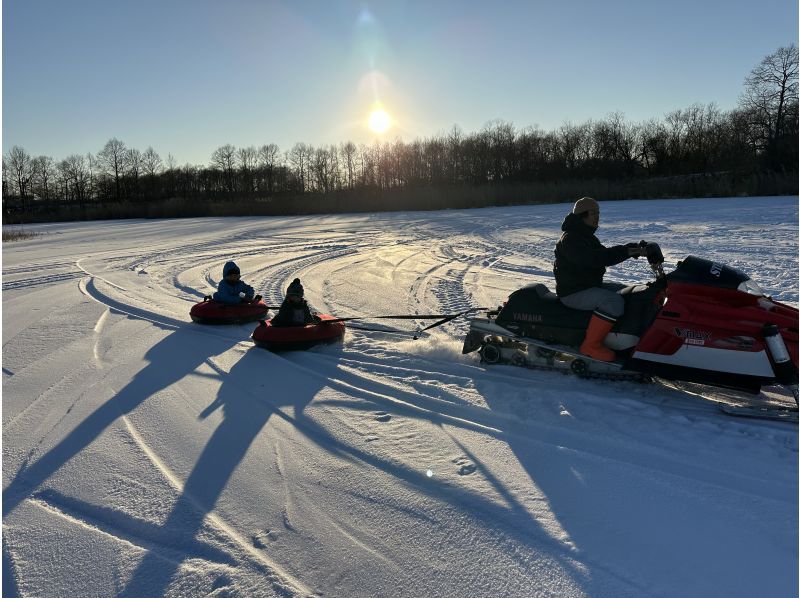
368,107,392,134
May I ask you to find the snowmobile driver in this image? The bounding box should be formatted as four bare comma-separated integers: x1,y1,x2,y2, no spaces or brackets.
553,197,647,362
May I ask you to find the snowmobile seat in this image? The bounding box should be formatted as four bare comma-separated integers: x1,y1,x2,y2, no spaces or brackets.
493,282,665,347
495,283,593,344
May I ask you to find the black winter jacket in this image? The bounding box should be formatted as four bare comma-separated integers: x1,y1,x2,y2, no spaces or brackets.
270,298,320,327
553,212,631,297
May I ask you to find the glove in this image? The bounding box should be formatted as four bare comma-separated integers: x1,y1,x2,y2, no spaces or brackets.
253,294,262,303
625,243,645,258
204,295,212,301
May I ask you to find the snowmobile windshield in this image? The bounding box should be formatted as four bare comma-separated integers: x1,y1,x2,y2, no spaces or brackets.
737,278,766,296
667,256,751,290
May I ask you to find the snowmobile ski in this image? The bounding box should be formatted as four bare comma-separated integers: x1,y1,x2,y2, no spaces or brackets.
718,404,798,423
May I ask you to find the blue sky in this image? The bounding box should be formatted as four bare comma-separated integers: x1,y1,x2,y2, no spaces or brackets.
3,0,798,166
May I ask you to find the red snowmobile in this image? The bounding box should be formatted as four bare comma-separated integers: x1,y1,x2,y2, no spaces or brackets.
462,243,798,420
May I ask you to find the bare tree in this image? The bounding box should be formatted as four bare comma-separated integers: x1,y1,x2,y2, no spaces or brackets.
141,147,162,199
638,118,668,174
59,154,90,203
126,148,142,198
164,154,177,197
310,145,341,193
6,146,34,212
340,141,357,189
739,45,799,154
142,147,162,176
405,139,425,185
288,143,310,192
482,120,516,181
211,144,237,193
445,126,464,184
2,158,9,200
237,146,257,194
358,143,376,187
32,156,56,200
98,138,127,200
258,143,280,194
422,136,446,185
87,153,100,202
559,121,589,171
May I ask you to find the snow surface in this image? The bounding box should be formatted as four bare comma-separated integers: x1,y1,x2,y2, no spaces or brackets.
2,196,798,597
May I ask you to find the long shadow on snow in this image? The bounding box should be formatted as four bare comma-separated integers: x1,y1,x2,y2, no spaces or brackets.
3,326,241,518
466,372,657,596
119,346,320,597
261,349,597,594
471,369,797,596
3,329,250,594
0,324,247,594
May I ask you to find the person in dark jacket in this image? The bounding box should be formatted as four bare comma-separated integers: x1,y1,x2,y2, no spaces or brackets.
213,261,258,304
553,197,646,361
270,278,321,327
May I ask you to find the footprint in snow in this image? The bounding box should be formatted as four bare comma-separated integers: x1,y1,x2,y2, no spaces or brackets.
458,463,477,476
252,530,279,548
374,412,391,422
211,575,232,591
453,457,477,476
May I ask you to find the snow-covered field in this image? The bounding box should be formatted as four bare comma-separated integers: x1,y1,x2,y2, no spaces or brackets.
3,196,798,597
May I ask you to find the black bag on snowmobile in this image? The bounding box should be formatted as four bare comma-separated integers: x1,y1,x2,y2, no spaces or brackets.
495,284,592,345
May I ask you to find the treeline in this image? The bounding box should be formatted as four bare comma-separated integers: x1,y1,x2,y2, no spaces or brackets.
3,45,797,221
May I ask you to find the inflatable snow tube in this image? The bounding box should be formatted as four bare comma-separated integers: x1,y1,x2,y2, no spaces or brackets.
190,297,270,325
252,314,345,351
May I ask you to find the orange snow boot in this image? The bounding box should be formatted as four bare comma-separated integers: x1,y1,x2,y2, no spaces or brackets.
579,313,617,362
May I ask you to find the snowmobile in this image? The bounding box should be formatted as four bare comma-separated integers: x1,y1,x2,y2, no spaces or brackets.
462,243,799,421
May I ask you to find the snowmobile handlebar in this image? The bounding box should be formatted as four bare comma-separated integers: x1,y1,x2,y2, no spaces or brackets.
641,242,665,278
642,242,664,267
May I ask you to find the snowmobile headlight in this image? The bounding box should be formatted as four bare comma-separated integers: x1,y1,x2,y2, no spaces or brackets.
737,278,765,296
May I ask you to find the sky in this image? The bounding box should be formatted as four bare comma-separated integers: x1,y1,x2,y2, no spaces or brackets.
2,0,798,166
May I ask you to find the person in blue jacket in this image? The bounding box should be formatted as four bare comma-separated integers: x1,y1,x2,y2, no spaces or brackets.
212,261,258,304
271,278,320,326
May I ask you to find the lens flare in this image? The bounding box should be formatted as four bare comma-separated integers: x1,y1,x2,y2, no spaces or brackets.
368,108,391,134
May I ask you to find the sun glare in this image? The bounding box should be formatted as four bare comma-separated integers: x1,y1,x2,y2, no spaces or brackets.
368,108,391,134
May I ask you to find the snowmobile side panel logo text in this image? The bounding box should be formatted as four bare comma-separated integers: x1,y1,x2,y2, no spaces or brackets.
709,263,723,277
513,312,543,323
675,327,712,345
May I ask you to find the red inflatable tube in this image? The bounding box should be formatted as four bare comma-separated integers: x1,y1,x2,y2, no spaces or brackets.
252,314,345,351
190,298,270,325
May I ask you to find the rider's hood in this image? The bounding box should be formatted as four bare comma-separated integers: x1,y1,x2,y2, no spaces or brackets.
222,261,240,277
561,212,598,235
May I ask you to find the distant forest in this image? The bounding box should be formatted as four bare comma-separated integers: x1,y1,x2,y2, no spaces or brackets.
3,45,797,223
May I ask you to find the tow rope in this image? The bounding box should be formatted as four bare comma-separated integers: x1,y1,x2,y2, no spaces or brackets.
320,307,488,339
